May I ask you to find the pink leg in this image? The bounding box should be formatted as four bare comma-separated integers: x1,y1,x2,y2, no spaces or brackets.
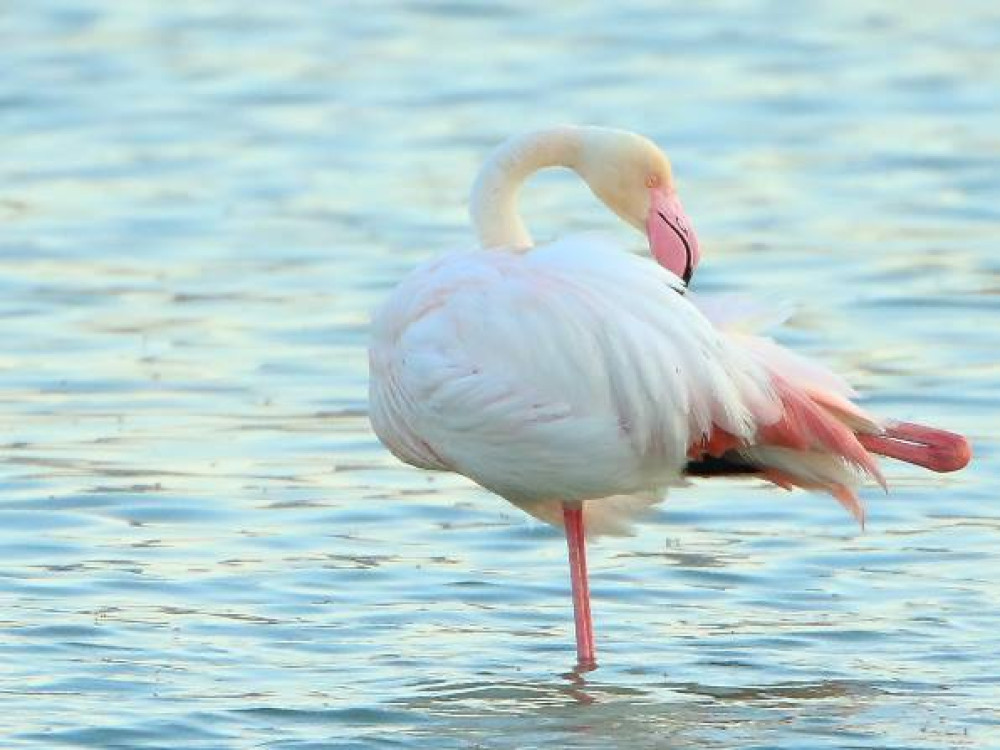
857,421,971,473
562,503,596,668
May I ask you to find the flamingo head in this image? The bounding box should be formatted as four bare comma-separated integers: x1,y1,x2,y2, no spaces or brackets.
574,127,701,285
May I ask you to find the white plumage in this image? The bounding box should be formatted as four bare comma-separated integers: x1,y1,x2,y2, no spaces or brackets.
367,126,970,666
369,232,866,533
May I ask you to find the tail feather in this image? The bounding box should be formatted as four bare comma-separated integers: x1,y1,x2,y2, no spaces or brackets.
806,386,882,434
758,377,886,490
747,446,871,526
760,467,865,527
689,377,886,526
695,298,971,526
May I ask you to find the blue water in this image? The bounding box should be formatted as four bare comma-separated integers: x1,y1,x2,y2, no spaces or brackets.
2,2,999,748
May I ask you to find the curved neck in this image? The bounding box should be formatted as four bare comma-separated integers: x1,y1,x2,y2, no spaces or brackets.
469,127,583,249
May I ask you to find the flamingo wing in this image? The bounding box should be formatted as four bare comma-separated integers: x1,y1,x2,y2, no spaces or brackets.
369,235,779,524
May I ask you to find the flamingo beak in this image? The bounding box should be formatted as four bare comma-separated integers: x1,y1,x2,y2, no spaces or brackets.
646,187,700,285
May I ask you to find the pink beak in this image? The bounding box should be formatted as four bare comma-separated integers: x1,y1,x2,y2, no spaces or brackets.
646,188,700,285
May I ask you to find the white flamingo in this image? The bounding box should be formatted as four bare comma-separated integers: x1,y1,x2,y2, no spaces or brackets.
368,125,971,667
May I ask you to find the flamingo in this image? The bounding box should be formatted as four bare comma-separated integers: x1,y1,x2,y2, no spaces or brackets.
367,125,971,668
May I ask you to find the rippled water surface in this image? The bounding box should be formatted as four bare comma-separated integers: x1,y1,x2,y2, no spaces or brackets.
3,2,1000,748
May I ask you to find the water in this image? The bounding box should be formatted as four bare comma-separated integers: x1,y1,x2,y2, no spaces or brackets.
2,1,999,747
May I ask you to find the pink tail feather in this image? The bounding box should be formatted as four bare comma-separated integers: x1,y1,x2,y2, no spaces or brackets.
761,377,886,489
760,468,867,527
690,377,971,526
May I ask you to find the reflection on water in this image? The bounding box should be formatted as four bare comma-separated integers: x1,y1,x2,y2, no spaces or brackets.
2,1,1000,748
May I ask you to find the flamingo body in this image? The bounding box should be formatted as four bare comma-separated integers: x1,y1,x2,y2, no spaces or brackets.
369,233,880,530
367,126,971,666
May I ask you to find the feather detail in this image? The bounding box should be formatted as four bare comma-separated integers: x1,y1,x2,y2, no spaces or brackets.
514,491,667,538
687,425,742,460
760,468,866,528
760,377,886,491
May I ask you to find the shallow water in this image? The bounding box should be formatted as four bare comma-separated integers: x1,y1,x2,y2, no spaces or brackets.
2,1,1000,748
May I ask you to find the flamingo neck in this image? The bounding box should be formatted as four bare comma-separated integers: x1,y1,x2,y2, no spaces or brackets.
469,126,583,250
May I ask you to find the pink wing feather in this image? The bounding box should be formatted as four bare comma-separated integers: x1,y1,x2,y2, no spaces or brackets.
690,294,969,526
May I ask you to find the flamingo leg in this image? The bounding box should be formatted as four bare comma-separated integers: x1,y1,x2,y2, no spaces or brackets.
562,503,596,668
